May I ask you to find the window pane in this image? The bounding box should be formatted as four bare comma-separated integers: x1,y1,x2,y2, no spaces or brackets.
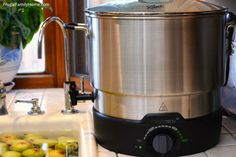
18,0,45,74
18,31,45,73
70,0,114,77
70,0,88,76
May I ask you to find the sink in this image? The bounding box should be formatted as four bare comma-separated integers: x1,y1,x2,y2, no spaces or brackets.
0,112,97,157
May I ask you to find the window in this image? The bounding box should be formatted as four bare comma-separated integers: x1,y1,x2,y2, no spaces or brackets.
18,0,45,74
15,0,93,91
69,0,88,76
69,0,114,77
14,0,70,88
18,29,45,73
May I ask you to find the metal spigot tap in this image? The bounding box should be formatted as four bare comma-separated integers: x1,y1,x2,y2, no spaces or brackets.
37,16,95,114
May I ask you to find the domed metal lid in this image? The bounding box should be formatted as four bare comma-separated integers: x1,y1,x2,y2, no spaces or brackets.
86,0,227,16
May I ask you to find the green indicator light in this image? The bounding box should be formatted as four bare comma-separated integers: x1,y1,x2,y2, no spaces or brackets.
177,133,183,138
138,146,143,149
182,139,189,143
135,145,143,150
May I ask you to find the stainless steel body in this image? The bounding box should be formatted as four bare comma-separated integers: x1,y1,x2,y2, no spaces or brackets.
86,13,226,120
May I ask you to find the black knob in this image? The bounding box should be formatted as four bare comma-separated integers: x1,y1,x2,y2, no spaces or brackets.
152,134,174,154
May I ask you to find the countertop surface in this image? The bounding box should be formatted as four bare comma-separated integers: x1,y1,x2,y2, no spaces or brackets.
5,88,236,157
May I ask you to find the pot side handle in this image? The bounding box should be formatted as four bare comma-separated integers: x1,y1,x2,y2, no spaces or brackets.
226,12,236,55
65,23,89,36
224,12,236,86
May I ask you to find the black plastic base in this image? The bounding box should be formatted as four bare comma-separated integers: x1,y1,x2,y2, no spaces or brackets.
93,108,222,157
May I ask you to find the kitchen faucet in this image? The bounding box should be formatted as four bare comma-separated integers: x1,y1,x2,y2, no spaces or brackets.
0,81,8,115
37,16,94,114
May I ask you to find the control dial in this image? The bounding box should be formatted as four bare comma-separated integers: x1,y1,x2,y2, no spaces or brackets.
152,134,174,154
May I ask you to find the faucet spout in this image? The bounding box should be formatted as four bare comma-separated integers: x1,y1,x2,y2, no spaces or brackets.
38,17,94,114
38,16,70,82
38,17,78,113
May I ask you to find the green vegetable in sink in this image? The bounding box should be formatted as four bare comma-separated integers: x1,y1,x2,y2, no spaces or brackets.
0,133,79,157
3,151,22,157
6,140,27,145
0,143,8,155
9,140,32,152
31,139,57,148
56,136,78,153
23,133,45,142
22,148,44,157
47,149,66,157
0,134,19,143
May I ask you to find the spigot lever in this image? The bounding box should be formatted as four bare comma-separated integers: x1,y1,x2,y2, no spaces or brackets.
68,80,95,106
76,93,94,102
69,82,79,106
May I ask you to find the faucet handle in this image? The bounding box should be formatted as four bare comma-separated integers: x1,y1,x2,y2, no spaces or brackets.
0,81,6,98
15,98,44,115
0,81,7,115
15,98,38,105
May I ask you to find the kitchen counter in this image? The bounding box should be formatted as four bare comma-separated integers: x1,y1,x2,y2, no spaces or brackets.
6,88,236,157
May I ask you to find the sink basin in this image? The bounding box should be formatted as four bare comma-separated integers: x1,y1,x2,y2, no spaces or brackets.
0,112,97,157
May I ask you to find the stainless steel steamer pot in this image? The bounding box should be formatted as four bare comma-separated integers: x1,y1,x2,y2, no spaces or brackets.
70,0,236,156
81,0,227,120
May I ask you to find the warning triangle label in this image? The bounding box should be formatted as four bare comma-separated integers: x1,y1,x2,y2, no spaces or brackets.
159,103,168,111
